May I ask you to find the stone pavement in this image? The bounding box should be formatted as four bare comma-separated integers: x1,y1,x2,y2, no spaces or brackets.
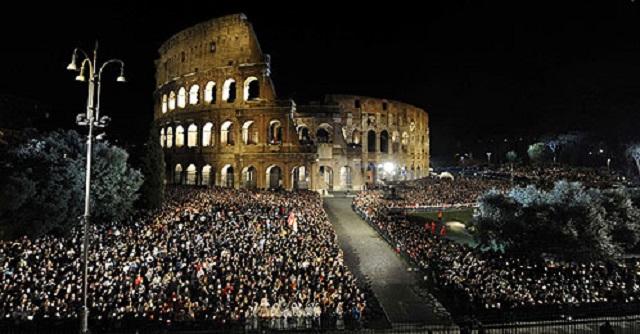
323,192,451,327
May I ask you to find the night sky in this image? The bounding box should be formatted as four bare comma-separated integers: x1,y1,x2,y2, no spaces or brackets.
1,1,639,158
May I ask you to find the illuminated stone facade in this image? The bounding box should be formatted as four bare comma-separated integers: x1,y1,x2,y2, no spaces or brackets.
154,14,429,191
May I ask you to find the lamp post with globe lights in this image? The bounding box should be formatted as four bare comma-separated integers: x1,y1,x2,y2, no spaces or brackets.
67,43,126,334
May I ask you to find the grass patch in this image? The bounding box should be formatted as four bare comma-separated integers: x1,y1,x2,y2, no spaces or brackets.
413,209,474,225
407,209,477,247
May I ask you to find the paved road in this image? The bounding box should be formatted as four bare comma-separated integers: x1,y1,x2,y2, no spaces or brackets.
323,194,445,326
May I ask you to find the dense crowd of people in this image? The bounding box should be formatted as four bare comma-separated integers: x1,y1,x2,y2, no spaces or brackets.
0,187,372,330
357,177,511,210
353,178,640,319
480,166,628,189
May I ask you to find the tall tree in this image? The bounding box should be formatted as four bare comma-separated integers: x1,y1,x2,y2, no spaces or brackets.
474,181,640,260
625,143,640,176
138,128,165,209
527,142,552,164
0,130,142,237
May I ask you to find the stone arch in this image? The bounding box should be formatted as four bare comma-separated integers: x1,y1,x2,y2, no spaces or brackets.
177,87,186,108
316,123,332,144
186,164,197,185
367,130,377,152
202,164,214,187
340,166,353,190
168,91,176,110
221,121,235,146
187,123,198,147
291,166,309,189
205,81,216,104
202,122,214,147
268,120,283,144
402,131,409,152
175,125,185,147
166,127,173,148
222,78,237,103
352,129,361,145
174,164,183,185
160,128,166,148
266,165,283,189
189,85,200,105
392,131,399,153
380,130,389,153
365,162,377,184
243,76,260,101
242,121,258,145
242,166,257,189
319,165,334,190
162,94,167,113
221,164,235,188
297,126,311,144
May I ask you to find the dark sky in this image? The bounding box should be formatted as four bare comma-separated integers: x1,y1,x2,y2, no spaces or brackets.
1,1,639,157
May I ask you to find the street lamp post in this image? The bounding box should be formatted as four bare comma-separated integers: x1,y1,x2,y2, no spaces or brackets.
486,152,492,165
67,43,125,334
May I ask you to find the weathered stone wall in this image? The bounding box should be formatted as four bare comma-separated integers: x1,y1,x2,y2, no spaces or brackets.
153,14,429,191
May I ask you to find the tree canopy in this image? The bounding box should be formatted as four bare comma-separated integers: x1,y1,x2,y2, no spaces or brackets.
473,181,640,260
0,129,143,237
137,128,165,210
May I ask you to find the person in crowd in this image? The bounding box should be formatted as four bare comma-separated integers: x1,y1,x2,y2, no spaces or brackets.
0,187,376,330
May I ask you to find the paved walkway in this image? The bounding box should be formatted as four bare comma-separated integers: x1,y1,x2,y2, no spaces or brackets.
323,193,447,327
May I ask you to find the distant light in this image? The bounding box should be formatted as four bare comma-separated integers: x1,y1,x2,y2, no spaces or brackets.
599,149,604,153
384,162,395,173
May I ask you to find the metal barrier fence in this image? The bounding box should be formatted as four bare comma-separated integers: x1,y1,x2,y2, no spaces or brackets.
1,317,639,333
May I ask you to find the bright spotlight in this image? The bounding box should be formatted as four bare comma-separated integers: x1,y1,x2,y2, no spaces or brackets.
384,162,395,173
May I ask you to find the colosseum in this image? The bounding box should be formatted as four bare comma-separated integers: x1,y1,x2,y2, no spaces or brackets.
154,14,429,191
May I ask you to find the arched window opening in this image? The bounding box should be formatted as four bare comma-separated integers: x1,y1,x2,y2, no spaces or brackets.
186,164,197,185
221,164,234,188
177,87,186,108
162,94,167,113
204,81,216,104
168,91,176,110
221,121,235,146
202,165,213,187
242,121,258,145
292,166,309,189
187,124,198,147
402,132,409,153
340,166,353,191
166,127,173,148
160,128,166,148
244,77,260,101
266,165,283,189
175,126,185,147
367,130,376,153
298,126,311,145
316,124,332,144
189,85,200,105
222,79,236,103
392,131,399,153
352,130,361,146
319,166,334,190
268,120,283,144
202,123,213,147
174,164,183,184
242,166,257,189
380,130,389,153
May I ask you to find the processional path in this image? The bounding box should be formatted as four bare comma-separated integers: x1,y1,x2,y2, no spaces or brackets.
323,194,446,327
